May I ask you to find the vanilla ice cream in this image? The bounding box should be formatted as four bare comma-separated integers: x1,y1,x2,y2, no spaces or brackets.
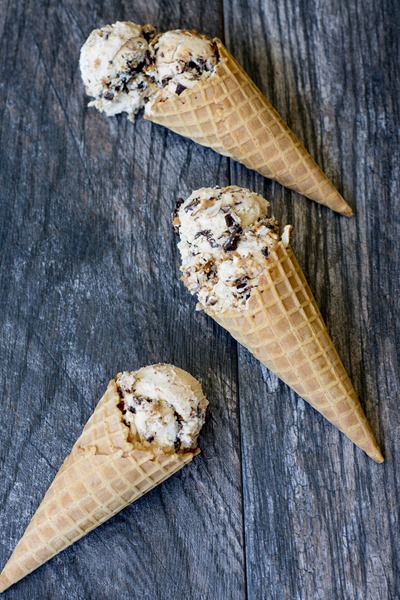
80,21,157,120
146,30,219,101
174,186,292,312
116,364,208,453
80,24,220,117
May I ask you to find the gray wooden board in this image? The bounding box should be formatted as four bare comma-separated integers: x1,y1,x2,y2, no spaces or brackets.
226,0,400,598
0,0,398,599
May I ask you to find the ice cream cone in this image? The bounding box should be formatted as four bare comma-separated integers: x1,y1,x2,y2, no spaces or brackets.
146,40,352,216
205,241,382,462
0,374,201,593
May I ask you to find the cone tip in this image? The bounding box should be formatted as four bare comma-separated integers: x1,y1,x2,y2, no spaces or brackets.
370,448,384,464
332,195,353,216
0,571,11,594
341,204,354,217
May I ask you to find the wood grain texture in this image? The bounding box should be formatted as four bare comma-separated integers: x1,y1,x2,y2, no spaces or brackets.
0,1,242,599
0,0,399,599
225,0,400,598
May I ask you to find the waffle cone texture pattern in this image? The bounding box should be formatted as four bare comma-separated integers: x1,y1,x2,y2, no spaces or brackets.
0,379,198,593
206,242,383,462
146,40,352,216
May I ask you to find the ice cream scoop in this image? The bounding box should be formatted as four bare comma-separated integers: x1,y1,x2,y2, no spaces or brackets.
174,185,291,312
174,186,383,462
117,364,208,452
146,30,219,100
0,365,207,593
80,21,157,119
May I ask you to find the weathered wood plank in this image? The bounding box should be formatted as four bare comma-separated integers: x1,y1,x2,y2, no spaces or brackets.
1,0,400,598
224,0,400,598
0,1,245,598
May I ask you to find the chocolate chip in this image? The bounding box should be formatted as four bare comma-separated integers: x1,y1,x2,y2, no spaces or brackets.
223,236,238,251
174,410,183,422
175,83,187,96
223,226,242,251
195,229,212,238
224,214,235,228
126,58,148,76
144,49,153,66
128,406,136,414
235,278,248,289
182,62,193,73
261,247,270,258
172,197,184,219
174,440,181,451
195,230,219,249
103,91,114,101
147,435,155,443
117,400,125,412
184,198,200,212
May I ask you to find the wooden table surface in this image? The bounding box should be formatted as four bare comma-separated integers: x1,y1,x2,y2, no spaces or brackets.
0,1,399,598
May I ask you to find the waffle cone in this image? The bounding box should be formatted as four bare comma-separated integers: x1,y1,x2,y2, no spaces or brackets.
205,242,383,462
0,379,198,593
145,40,352,216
